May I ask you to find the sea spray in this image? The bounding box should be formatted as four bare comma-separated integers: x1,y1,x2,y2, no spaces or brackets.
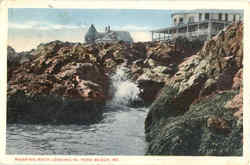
108,65,143,106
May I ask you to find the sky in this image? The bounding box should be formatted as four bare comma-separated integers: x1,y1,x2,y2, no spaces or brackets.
8,8,175,52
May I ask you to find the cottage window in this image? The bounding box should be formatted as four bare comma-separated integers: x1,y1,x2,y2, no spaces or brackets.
225,13,228,21
205,13,210,20
233,15,236,22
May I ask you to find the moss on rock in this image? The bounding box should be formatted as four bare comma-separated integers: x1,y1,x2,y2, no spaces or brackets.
145,90,242,156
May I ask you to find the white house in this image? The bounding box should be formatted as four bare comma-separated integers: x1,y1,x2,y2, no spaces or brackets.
151,10,243,41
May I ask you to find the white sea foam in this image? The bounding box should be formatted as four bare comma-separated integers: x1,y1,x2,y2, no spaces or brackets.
109,65,141,106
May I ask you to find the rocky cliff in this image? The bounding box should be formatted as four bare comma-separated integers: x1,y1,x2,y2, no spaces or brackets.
145,22,243,155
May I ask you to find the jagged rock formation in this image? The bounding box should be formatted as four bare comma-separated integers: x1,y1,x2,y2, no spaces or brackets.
145,22,243,156
132,38,203,103
7,46,33,67
7,39,202,124
8,41,110,124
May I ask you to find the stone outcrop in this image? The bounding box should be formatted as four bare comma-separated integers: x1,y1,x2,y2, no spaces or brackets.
133,38,203,103
145,22,243,156
7,46,33,67
8,41,110,124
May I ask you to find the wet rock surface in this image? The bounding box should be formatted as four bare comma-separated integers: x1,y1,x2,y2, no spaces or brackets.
145,22,243,155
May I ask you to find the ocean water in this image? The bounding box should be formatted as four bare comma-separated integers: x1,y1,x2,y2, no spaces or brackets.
6,66,148,155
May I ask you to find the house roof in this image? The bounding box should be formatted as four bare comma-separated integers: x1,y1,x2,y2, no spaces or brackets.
96,31,133,42
113,31,133,42
171,9,243,17
84,24,133,43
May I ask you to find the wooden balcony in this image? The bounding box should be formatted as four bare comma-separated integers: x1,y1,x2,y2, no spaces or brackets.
151,20,234,41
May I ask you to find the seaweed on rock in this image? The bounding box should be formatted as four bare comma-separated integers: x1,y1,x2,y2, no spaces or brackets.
7,91,104,124
145,90,242,156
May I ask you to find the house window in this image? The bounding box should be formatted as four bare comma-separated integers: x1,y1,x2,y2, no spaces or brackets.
219,13,222,21
189,16,194,23
225,13,228,21
205,13,210,20
199,13,202,21
179,17,183,24
174,18,177,24
233,15,236,22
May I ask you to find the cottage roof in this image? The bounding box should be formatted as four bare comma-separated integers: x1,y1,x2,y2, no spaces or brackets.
113,31,133,42
85,24,98,43
95,31,133,42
